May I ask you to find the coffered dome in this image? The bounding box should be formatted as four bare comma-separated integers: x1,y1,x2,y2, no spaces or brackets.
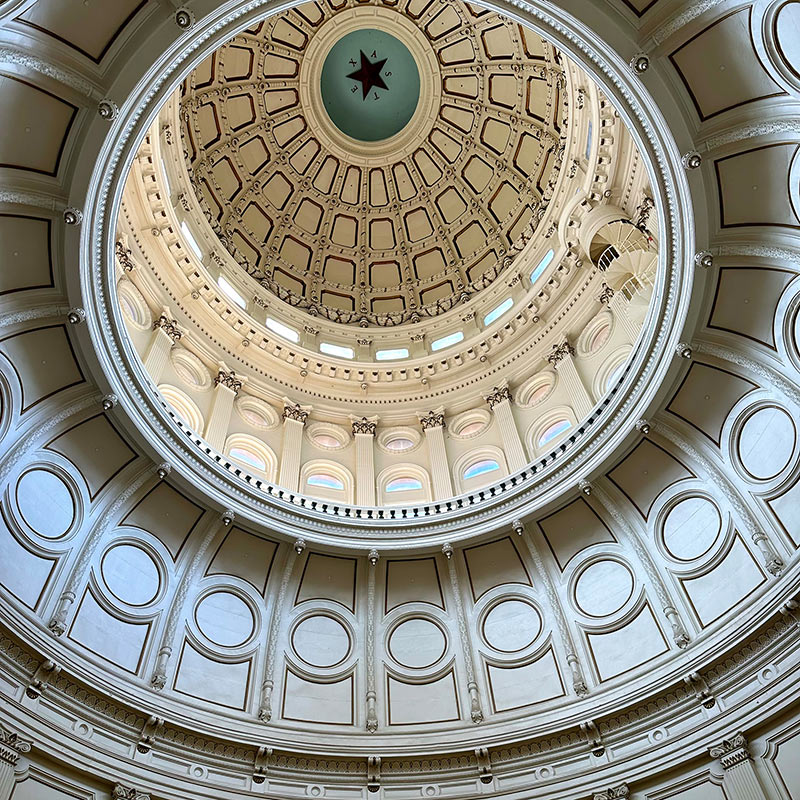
2,1,800,800
179,1,569,326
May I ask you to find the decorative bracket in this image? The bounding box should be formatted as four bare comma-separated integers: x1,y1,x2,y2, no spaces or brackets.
581,720,605,757
367,755,381,793
684,671,716,709
475,747,493,784
136,715,163,754
780,593,800,627
25,659,61,699
253,745,273,784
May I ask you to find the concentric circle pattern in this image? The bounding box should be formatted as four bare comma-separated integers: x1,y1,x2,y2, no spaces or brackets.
1,0,800,799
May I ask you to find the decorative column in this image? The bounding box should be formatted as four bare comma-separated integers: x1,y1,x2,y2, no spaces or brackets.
365,549,379,732
49,466,155,635
351,416,378,506
605,285,640,344
259,538,305,721
151,510,233,689
547,340,593,418
419,409,453,500
649,418,784,576
278,402,310,493
709,732,769,800
204,368,241,450
442,543,483,722
514,520,589,696
586,480,691,648
485,385,527,472
0,729,31,800
143,312,182,382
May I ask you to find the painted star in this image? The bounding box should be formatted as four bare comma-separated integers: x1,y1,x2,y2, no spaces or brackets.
347,50,389,100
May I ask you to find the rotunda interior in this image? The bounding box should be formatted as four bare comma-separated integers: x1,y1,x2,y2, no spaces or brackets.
0,1,799,800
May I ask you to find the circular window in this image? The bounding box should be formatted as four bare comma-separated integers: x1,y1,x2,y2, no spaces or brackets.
588,322,611,353
234,396,280,430
377,427,421,454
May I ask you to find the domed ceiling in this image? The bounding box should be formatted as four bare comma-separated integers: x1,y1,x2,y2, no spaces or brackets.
180,0,566,326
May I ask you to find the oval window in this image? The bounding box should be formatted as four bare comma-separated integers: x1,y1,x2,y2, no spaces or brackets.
588,322,611,353
312,433,341,449
385,437,415,452
458,421,485,437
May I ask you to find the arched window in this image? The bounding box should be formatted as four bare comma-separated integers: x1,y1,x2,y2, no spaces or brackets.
386,477,423,493
377,465,431,505
463,459,500,480
229,446,266,471
158,384,204,433
307,473,345,490
538,419,572,447
301,461,354,503
224,434,277,481
454,448,508,493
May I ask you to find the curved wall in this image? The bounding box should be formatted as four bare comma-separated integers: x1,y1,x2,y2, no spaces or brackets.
0,1,799,800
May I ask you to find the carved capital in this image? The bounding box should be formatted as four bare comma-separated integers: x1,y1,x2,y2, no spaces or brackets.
113,785,151,800
352,416,377,436
597,282,615,305
593,784,630,800
709,732,750,770
115,240,134,271
215,369,242,395
0,728,32,767
283,403,309,424
546,340,575,366
420,410,446,431
153,313,182,342
485,385,513,409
